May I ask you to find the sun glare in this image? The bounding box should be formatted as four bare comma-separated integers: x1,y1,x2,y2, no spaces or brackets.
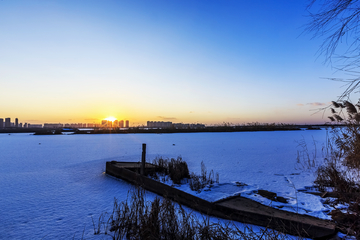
104,116,117,122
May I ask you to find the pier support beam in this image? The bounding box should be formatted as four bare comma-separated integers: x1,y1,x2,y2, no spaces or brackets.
141,143,146,175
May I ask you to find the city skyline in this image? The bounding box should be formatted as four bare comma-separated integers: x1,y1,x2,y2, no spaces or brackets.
0,116,131,128
0,116,211,129
0,1,350,125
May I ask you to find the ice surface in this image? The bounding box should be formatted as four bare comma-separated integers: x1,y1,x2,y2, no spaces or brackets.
0,130,331,239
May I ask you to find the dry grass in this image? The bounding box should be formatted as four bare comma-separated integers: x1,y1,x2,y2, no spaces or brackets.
152,157,219,193
152,156,190,184
168,157,190,184
295,136,319,171
95,187,297,240
314,100,360,238
189,161,219,192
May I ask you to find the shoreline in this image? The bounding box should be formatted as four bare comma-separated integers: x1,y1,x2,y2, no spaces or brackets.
0,124,332,135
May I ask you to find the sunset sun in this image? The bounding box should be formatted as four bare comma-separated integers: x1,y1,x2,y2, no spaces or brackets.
104,116,117,122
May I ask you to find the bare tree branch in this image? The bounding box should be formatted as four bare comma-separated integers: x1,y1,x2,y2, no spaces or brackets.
306,0,360,97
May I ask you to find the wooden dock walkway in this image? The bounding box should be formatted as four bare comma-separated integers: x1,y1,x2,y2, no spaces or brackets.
106,161,336,239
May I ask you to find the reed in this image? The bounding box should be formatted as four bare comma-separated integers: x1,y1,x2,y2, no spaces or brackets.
189,161,219,192
152,156,190,184
152,157,218,192
96,187,297,240
315,100,360,237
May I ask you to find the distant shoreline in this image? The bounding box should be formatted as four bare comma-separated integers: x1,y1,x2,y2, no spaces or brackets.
72,125,305,134
0,125,334,135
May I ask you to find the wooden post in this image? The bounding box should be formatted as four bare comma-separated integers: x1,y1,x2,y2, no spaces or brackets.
141,143,146,175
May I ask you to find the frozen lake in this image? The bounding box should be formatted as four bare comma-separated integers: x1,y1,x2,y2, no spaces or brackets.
0,130,328,239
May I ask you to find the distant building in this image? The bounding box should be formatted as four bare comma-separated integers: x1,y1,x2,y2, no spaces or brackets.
113,120,118,128
66,123,84,128
44,123,63,129
15,118,18,128
5,118,10,128
172,123,185,129
147,121,172,128
190,123,206,129
0,118,3,129
64,123,85,128
125,120,129,128
101,120,108,127
28,124,42,128
119,120,124,128
87,123,100,128
173,123,205,129
24,123,28,128
19,123,22,128
147,121,206,129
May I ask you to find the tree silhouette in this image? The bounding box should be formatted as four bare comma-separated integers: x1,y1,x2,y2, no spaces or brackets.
306,0,360,98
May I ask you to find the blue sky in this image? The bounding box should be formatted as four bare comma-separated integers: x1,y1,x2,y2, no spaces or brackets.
0,0,348,125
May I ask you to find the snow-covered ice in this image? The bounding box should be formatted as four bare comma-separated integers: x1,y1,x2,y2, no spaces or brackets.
0,130,331,239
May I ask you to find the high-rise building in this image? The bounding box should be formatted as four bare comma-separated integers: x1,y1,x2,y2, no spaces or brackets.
113,120,118,128
125,120,129,128
0,118,3,129
15,118,18,128
24,123,28,128
5,118,10,128
119,120,124,128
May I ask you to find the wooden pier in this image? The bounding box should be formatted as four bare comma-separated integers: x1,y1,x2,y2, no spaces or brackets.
106,161,336,239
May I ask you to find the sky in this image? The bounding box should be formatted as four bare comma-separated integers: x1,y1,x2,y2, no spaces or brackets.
0,0,351,126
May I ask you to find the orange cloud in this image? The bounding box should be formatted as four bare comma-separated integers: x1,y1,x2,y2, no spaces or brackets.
307,102,327,106
157,116,177,121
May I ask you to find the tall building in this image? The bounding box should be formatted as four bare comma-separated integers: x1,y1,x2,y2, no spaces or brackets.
113,120,118,128
5,118,10,128
125,120,129,128
119,120,124,128
15,118,18,128
0,118,3,129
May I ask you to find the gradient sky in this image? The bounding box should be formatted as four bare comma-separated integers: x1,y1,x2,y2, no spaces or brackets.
0,0,350,126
